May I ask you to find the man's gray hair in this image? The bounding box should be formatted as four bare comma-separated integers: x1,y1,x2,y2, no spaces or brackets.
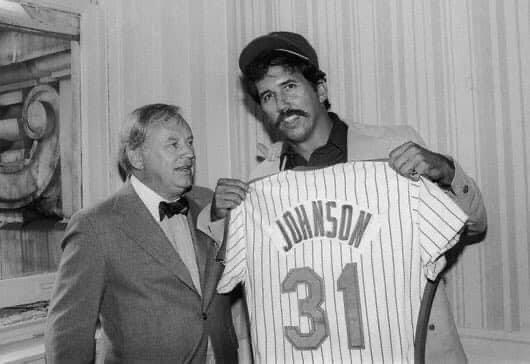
118,103,187,179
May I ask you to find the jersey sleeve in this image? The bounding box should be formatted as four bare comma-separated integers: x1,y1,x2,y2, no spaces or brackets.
217,205,247,293
417,178,469,280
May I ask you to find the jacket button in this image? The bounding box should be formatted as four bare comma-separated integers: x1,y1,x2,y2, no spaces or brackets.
463,185,469,193
202,312,208,320
428,324,435,331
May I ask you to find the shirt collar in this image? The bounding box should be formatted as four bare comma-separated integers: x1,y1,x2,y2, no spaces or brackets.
325,112,348,151
280,112,348,165
130,175,180,223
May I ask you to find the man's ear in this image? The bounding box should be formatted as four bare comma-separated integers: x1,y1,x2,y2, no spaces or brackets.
316,80,328,104
127,148,144,170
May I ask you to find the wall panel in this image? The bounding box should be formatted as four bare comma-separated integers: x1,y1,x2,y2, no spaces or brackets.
102,0,234,189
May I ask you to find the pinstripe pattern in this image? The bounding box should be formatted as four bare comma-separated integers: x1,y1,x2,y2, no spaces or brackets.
218,161,467,363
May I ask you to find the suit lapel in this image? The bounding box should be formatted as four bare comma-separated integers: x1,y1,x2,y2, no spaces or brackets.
112,182,198,294
187,199,223,308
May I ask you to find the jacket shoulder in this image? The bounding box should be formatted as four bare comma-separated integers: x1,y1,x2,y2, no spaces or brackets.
66,183,134,231
345,121,427,160
349,121,424,145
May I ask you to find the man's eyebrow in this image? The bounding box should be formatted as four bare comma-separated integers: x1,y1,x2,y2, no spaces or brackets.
258,78,298,99
166,135,182,142
258,90,270,100
279,78,297,86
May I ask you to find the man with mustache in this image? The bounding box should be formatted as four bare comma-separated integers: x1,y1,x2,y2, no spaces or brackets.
200,32,486,363
46,104,239,363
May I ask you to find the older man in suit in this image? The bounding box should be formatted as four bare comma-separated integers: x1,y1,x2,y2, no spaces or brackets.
45,104,238,363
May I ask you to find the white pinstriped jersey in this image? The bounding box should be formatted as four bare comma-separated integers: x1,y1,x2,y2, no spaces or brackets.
217,161,467,364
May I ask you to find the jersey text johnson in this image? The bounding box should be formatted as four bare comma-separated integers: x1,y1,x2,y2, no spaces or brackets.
274,200,376,252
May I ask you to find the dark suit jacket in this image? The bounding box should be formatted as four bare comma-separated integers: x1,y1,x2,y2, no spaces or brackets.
45,182,238,364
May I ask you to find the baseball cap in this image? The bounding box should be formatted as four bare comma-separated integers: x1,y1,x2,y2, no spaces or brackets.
238,31,319,72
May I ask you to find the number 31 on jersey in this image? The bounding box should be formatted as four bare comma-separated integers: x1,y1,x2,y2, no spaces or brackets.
281,263,364,350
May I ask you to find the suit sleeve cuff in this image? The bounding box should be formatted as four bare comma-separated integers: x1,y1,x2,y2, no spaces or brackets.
449,159,472,197
447,159,487,234
197,203,225,244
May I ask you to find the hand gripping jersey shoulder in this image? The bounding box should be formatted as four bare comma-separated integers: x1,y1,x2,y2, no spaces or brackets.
218,161,467,364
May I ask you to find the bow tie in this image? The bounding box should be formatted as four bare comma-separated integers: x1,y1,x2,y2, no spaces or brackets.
159,198,189,221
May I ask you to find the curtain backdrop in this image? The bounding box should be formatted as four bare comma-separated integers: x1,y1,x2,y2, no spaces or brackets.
97,0,530,359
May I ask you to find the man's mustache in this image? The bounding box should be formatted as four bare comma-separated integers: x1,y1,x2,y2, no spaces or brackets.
274,109,309,128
